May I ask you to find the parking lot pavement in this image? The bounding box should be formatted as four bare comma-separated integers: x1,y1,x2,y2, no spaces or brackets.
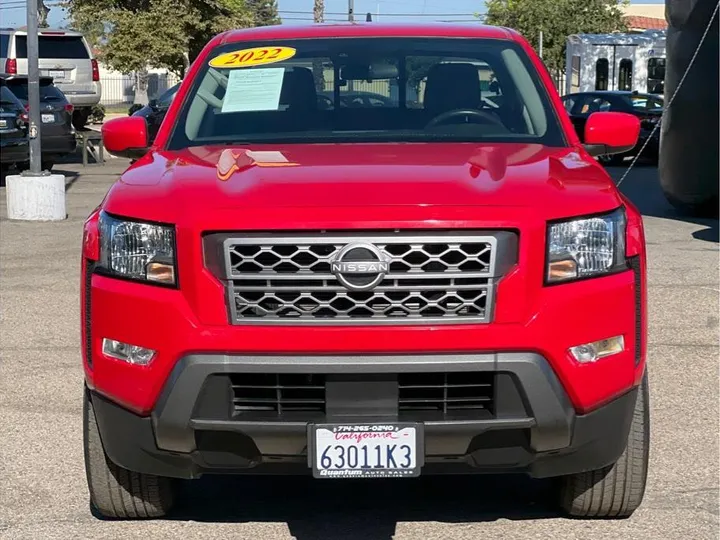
0,161,717,540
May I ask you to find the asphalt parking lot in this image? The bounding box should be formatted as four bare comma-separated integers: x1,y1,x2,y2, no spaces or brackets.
0,158,718,540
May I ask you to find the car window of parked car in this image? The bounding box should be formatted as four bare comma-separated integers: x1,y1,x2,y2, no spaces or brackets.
0,34,9,57
629,95,663,111
170,37,565,149
0,85,24,110
6,80,67,103
15,35,89,59
578,96,611,115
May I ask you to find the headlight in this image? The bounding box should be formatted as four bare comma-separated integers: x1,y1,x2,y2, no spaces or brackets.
98,212,177,286
546,208,626,284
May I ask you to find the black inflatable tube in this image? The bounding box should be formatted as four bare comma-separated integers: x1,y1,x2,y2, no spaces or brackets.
659,0,719,217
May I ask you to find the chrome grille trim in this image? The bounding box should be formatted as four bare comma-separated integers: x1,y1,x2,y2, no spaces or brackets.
212,232,517,326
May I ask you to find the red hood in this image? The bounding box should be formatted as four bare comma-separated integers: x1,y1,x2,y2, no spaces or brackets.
103,143,622,228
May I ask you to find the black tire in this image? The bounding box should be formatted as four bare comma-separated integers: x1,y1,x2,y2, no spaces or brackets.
559,372,650,518
83,388,176,519
663,192,719,219
72,109,90,130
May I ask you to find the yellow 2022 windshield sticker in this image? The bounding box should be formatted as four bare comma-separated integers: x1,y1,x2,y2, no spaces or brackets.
209,46,296,69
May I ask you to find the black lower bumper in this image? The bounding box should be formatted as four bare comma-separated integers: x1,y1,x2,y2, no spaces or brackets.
91,353,638,480
0,140,29,164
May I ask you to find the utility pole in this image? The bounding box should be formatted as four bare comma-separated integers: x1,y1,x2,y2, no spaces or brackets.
348,0,354,22
27,0,42,175
5,0,66,221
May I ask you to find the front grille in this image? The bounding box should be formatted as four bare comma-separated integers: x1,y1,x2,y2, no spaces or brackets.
228,372,496,419
217,233,514,325
398,372,495,414
231,373,325,415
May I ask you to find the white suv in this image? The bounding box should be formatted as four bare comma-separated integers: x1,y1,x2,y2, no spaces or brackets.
0,28,101,129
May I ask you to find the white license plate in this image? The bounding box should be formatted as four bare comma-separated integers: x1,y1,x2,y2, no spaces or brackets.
311,423,422,478
48,69,65,80
0,119,7,128
41,113,55,123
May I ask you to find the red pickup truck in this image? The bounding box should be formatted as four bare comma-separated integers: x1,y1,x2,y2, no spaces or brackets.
83,23,649,520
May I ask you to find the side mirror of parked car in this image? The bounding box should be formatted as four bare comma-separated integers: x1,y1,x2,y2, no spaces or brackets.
102,116,150,159
583,112,640,157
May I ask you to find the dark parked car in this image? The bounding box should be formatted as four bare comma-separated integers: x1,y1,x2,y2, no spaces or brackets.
0,76,29,172
129,82,181,145
561,91,662,165
4,74,77,170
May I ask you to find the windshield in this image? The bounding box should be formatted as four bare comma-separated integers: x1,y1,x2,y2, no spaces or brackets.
169,37,565,149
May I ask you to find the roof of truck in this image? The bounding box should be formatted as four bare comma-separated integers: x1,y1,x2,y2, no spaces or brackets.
220,22,518,45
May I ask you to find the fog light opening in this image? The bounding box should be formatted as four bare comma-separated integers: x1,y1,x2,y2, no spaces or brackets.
102,338,156,365
569,335,625,363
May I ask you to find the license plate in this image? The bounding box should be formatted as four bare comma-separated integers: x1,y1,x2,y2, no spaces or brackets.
310,423,422,479
41,113,55,123
48,69,65,80
0,119,7,128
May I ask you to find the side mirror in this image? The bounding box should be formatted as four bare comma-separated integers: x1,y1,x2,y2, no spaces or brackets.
102,116,150,159
583,112,640,157
148,98,158,109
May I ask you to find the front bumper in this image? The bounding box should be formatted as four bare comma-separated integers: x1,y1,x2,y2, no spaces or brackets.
91,352,639,480
0,139,29,164
42,134,77,157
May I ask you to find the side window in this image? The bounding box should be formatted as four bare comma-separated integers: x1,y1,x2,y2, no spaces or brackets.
648,96,664,110
562,96,575,113
578,96,611,116
618,59,633,91
647,58,665,93
595,59,609,91
570,56,581,92
0,34,9,57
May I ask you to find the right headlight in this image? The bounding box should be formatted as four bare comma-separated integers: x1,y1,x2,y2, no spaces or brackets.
546,208,627,284
98,212,177,286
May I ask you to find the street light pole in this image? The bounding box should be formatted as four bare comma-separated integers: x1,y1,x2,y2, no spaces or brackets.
348,0,354,22
5,0,66,221
26,0,42,175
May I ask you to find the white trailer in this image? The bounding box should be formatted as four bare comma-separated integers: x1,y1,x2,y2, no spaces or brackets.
565,30,666,95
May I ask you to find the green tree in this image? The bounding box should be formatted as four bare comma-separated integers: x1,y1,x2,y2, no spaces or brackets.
483,0,628,73
66,0,253,103
247,0,280,26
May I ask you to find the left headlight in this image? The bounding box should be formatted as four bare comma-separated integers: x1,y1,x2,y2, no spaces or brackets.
546,208,626,284
98,212,177,286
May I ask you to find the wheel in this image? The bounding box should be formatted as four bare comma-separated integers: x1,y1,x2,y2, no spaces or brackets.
83,387,176,518
559,372,650,518
663,192,719,219
72,109,90,130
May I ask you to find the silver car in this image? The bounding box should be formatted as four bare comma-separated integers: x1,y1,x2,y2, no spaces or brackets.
0,28,101,129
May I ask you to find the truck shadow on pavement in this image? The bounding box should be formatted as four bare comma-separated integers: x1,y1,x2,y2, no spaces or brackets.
169,474,561,539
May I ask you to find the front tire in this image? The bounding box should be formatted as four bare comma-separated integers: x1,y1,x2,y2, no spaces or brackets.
559,372,650,518
83,388,176,519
